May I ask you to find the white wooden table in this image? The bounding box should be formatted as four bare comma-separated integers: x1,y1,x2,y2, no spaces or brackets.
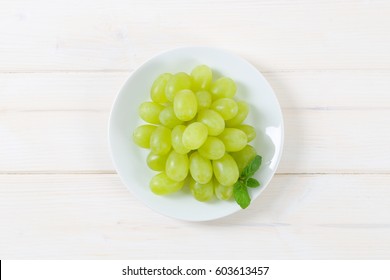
1,0,390,259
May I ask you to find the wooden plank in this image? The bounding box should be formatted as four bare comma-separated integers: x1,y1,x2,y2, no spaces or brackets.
0,111,114,172
266,71,390,109
0,174,389,259
2,71,390,111
1,0,390,71
1,109,389,173
0,73,128,111
281,109,390,173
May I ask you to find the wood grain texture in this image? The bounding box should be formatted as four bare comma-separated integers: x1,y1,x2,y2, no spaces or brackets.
1,174,389,259
1,0,390,71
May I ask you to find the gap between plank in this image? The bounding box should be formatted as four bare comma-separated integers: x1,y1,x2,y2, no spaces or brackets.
2,107,390,113
276,172,390,175
282,106,390,111
1,68,390,74
0,70,132,74
0,171,389,175
0,171,117,175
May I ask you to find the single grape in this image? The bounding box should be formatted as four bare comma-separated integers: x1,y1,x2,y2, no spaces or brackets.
225,101,249,127
166,150,189,182
212,153,239,186
159,105,183,128
190,177,214,202
218,127,248,152
150,172,184,195
150,73,172,103
210,77,237,100
173,89,197,121
197,109,225,136
190,65,213,91
150,126,171,155
237,124,256,142
230,145,257,173
147,152,168,171
218,128,247,152
133,125,157,148
198,136,225,160
182,122,208,150
165,72,192,102
214,178,233,200
171,125,191,154
195,90,212,110
189,152,213,184
211,98,238,120
138,102,164,124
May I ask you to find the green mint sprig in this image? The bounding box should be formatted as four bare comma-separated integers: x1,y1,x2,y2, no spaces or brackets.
233,155,262,209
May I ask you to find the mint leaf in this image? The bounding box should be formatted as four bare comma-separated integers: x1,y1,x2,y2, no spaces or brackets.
246,178,260,188
233,154,263,208
241,155,262,178
233,181,251,209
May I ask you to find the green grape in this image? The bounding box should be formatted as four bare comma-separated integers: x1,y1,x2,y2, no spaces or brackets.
225,101,249,127
147,152,168,171
189,177,214,202
197,109,225,136
150,126,171,155
198,136,225,160
134,65,257,200
150,172,184,195
159,105,183,128
171,125,191,154
214,178,233,200
133,125,157,148
150,73,172,103
195,90,212,110
211,98,238,120
212,153,239,186
182,122,208,150
230,145,257,173
189,152,213,184
166,150,189,182
138,102,164,124
237,124,256,142
190,65,213,91
218,128,247,152
173,89,197,121
165,72,192,102
210,77,237,100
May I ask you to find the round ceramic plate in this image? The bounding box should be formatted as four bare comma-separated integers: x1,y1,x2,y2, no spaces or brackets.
109,47,284,221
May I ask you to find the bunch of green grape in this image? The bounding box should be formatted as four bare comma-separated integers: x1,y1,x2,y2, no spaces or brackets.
133,65,257,202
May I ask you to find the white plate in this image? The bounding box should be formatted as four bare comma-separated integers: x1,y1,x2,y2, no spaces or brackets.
108,47,284,221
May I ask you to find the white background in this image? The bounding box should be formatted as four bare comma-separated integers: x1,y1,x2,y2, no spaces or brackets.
1,0,390,259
